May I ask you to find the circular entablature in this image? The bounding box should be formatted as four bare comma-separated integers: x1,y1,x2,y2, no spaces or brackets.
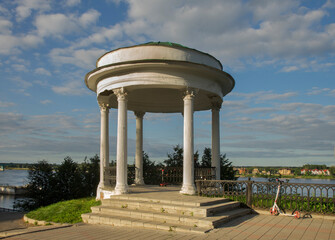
85,42,235,113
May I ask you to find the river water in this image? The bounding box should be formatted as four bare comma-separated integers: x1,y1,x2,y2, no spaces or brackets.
238,177,335,184
0,170,28,209
1,170,335,209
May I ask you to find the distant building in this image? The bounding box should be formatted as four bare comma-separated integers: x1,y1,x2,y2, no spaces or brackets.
261,170,271,175
236,168,247,175
0,165,3,171
301,169,330,175
278,169,292,175
252,168,260,175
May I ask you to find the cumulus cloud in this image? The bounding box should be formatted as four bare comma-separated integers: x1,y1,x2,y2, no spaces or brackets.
34,9,100,38
49,47,106,68
231,91,298,103
281,66,299,72
64,0,81,7
52,80,89,96
0,101,16,107
15,0,52,22
35,67,51,76
40,99,52,105
0,18,12,34
84,0,333,70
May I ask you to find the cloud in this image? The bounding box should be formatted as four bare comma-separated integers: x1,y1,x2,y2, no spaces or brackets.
307,87,335,97
49,47,106,69
52,80,89,96
0,112,24,134
12,64,28,72
15,0,52,21
96,0,335,70
281,66,299,72
35,67,51,76
40,99,52,105
257,92,298,102
76,24,123,48
0,101,16,107
64,0,81,7
231,91,298,103
0,18,12,34
10,76,33,89
0,35,19,55
34,10,100,37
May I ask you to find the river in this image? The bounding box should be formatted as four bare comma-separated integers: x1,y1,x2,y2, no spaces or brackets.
0,169,28,209
1,170,335,209
238,177,335,184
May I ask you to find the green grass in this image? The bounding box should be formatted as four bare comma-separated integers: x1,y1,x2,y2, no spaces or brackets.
26,197,101,224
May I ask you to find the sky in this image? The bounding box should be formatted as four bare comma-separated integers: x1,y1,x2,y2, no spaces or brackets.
0,0,334,167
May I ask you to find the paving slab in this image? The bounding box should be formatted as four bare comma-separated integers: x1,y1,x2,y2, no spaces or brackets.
1,215,335,240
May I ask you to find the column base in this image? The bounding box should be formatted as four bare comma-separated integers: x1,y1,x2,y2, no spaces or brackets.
179,184,197,195
134,178,145,185
96,186,114,200
113,183,129,195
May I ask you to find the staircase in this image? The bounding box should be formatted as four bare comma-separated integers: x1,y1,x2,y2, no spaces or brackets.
82,186,251,233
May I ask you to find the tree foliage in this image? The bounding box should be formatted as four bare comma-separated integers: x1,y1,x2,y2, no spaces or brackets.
15,155,100,211
220,153,237,180
21,160,56,210
164,145,183,167
143,151,163,185
201,147,212,167
302,164,327,170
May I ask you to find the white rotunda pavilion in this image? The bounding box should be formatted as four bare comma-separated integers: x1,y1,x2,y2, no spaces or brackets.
85,42,235,198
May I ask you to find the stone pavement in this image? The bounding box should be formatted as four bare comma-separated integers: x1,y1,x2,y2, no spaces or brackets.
1,212,335,240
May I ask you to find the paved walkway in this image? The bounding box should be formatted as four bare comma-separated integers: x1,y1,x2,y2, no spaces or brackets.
1,212,334,240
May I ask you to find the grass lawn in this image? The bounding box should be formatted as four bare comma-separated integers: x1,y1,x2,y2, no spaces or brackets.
26,197,101,224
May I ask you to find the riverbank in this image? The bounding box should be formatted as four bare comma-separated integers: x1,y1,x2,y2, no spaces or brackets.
237,174,335,180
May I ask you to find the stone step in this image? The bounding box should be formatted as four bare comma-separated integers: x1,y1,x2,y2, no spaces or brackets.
107,194,229,207
90,204,251,228
101,198,239,217
204,208,253,228
91,205,210,228
81,212,210,234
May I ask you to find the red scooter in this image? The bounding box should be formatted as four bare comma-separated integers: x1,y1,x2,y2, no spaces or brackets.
270,179,300,219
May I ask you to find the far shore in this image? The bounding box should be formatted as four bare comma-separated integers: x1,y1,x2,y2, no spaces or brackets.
237,174,335,180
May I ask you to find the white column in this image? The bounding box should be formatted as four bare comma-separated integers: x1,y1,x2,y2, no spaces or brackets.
114,88,129,195
134,111,145,185
211,101,222,180
180,89,197,195
97,102,110,198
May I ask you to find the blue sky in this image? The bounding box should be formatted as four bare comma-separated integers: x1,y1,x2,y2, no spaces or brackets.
0,0,334,166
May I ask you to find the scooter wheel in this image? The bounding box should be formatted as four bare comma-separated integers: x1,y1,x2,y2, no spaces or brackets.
294,211,300,219
270,208,278,216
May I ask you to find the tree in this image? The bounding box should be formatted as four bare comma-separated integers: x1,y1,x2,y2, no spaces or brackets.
15,155,101,211
330,166,335,176
55,156,84,201
142,151,163,185
220,154,237,180
81,155,100,197
201,147,212,167
194,150,200,168
15,160,56,210
164,145,183,167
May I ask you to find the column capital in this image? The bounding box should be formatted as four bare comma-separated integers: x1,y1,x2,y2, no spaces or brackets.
211,101,222,111
134,111,145,119
98,102,111,111
183,88,198,101
114,88,128,101
209,96,222,111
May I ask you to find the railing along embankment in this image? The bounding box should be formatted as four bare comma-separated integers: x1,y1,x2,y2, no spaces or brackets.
0,185,27,195
196,180,335,215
